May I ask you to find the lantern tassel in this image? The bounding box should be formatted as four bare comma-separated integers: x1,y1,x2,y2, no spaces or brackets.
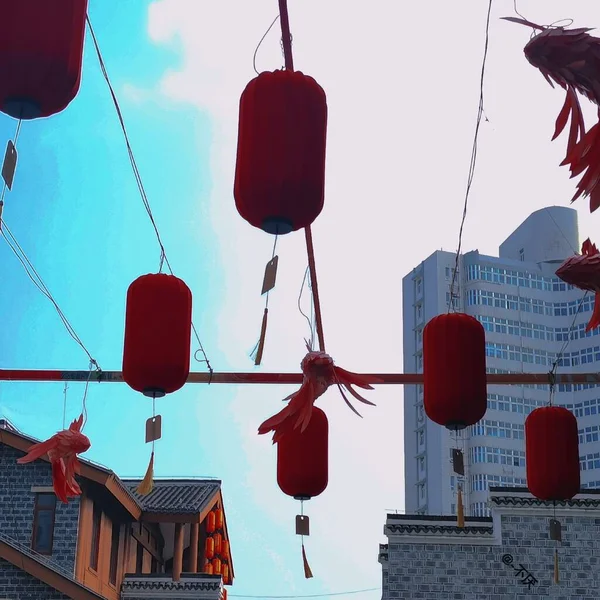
137,451,154,495
301,541,313,579
457,487,465,528
554,548,559,584
251,308,269,366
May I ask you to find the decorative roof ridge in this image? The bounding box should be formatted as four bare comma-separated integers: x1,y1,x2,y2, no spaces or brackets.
385,524,494,535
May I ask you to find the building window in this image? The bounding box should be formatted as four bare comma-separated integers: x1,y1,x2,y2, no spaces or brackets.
151,556,158,573
90,503,102,570
32,493,56,555
109,521,120,585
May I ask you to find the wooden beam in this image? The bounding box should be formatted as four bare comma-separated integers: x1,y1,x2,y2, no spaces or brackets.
1,369,599,385
189,522,199,573
172,523,184,582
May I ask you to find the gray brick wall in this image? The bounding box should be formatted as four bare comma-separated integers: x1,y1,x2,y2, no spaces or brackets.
383,512,600,599
0,559,71,600
0,443,80,572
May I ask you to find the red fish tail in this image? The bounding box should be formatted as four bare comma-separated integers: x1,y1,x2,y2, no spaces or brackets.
51,460,69,504
16,438,56,464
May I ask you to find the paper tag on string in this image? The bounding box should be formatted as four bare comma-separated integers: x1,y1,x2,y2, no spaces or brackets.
145,415,162,443
261,255,278,295
296,515,310,536
549,519,562,542
2,141,17,190
452,448,465,476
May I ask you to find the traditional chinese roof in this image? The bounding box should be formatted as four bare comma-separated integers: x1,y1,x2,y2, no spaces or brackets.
385,514,494,536
122,479,221,514
489,486,600,508
122,573,222,598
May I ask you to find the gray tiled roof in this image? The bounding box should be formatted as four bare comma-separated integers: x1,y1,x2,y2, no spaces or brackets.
122,479,221,514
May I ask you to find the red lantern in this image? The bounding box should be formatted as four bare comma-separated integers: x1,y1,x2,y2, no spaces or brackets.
0,0,88,119
222,563,229,582
213,532,222,555
221,539,229,558
212,558,222,575
234,70,328,235
122,273,192,397
204,537,215,560
204,561,213,575
526,406,580,500
423,313,487,429
277,406,328,499
215,507,224,530
206,510,216,533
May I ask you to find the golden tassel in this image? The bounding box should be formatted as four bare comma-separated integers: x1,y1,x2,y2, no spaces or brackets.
253,308,269,366
457,487,465,528
554,548,559,584
301,541,313,579
137,451,154,495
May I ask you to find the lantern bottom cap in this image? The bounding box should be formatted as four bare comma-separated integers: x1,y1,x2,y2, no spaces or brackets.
445,422,468,431
261,217,294,235
142,387,167,398
293,495,312,501
3,98,42,120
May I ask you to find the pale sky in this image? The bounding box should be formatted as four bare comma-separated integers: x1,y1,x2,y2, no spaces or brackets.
134,0,600,594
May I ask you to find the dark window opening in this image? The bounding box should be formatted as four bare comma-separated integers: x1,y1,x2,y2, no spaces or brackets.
151,556,158,573
32,493,56,555
136,542,144,573
109,521,120,585
90,504,101,570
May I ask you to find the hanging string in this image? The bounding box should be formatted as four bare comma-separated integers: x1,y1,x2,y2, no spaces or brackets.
86,15,213,377
253,14,281,74
0,118,22,219
298,266,315,349
80,361,95,430
448,0,493,312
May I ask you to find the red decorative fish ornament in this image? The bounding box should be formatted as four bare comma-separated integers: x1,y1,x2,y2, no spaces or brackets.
17,414,91,503
503,17,600,212
258,343,379,443
556,238,600,331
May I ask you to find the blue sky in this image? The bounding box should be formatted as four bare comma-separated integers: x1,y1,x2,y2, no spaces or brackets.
2,1,600,598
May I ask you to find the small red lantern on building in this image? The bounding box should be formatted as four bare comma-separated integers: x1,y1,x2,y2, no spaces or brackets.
206,510,216,533
222,563,229,582
215,507,224,530
122,273,192,397
423,313,487,429
221,539,229,558
234,69,328,235
204,561,213,575
204,537,215,560
0,0,88,119
526,406,580,500
213,532,222,555
212,558,222,575
277,406,328,499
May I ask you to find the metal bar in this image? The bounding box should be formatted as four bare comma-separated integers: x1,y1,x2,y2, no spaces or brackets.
2,369,600,385
278,0,294,70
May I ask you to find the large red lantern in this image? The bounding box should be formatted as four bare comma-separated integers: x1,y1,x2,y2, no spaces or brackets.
122,273,192,396
0,0,88,120
234,69,328,235
526,406,580,501
423,313,487,429
277,406,328,499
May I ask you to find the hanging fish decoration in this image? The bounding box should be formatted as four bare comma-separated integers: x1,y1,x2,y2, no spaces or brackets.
258,342,380,443
556,238,600,331
504,17,600,212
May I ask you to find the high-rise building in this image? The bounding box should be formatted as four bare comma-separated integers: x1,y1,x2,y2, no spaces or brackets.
402,206,599,517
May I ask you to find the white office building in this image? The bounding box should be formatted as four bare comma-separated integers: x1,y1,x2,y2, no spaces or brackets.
402,206,600,517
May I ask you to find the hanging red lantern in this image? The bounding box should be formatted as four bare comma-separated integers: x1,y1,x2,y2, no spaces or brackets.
206,510,216,533
277,406,328,499
204,561,213,575
222,563,229,582
234,69,328,235
221,539,229,558
213,532,222,555
0,0,88,120
122,273,192,397
204,537,215,560
526,406,580,501
423,313,487,429
215,507,224,530
212,558,222,575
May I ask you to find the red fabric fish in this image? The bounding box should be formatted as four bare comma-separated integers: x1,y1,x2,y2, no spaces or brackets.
17,414,91,503
258,343,380,443
503,17,600,212
556,238,600,331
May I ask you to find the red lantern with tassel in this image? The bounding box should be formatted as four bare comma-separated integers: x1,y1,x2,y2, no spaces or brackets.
123,273,192,397
423,313,487,429
0,0,88,119
525,406,580,500
277,406,328,498
234,70,328,235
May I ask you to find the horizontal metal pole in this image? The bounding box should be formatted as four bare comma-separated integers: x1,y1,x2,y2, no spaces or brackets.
1,369,600,385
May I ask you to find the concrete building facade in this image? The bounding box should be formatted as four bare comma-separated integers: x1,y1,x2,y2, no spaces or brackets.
402,206,599,517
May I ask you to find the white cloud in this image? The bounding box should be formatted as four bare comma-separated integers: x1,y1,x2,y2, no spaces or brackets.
144,0,600,591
